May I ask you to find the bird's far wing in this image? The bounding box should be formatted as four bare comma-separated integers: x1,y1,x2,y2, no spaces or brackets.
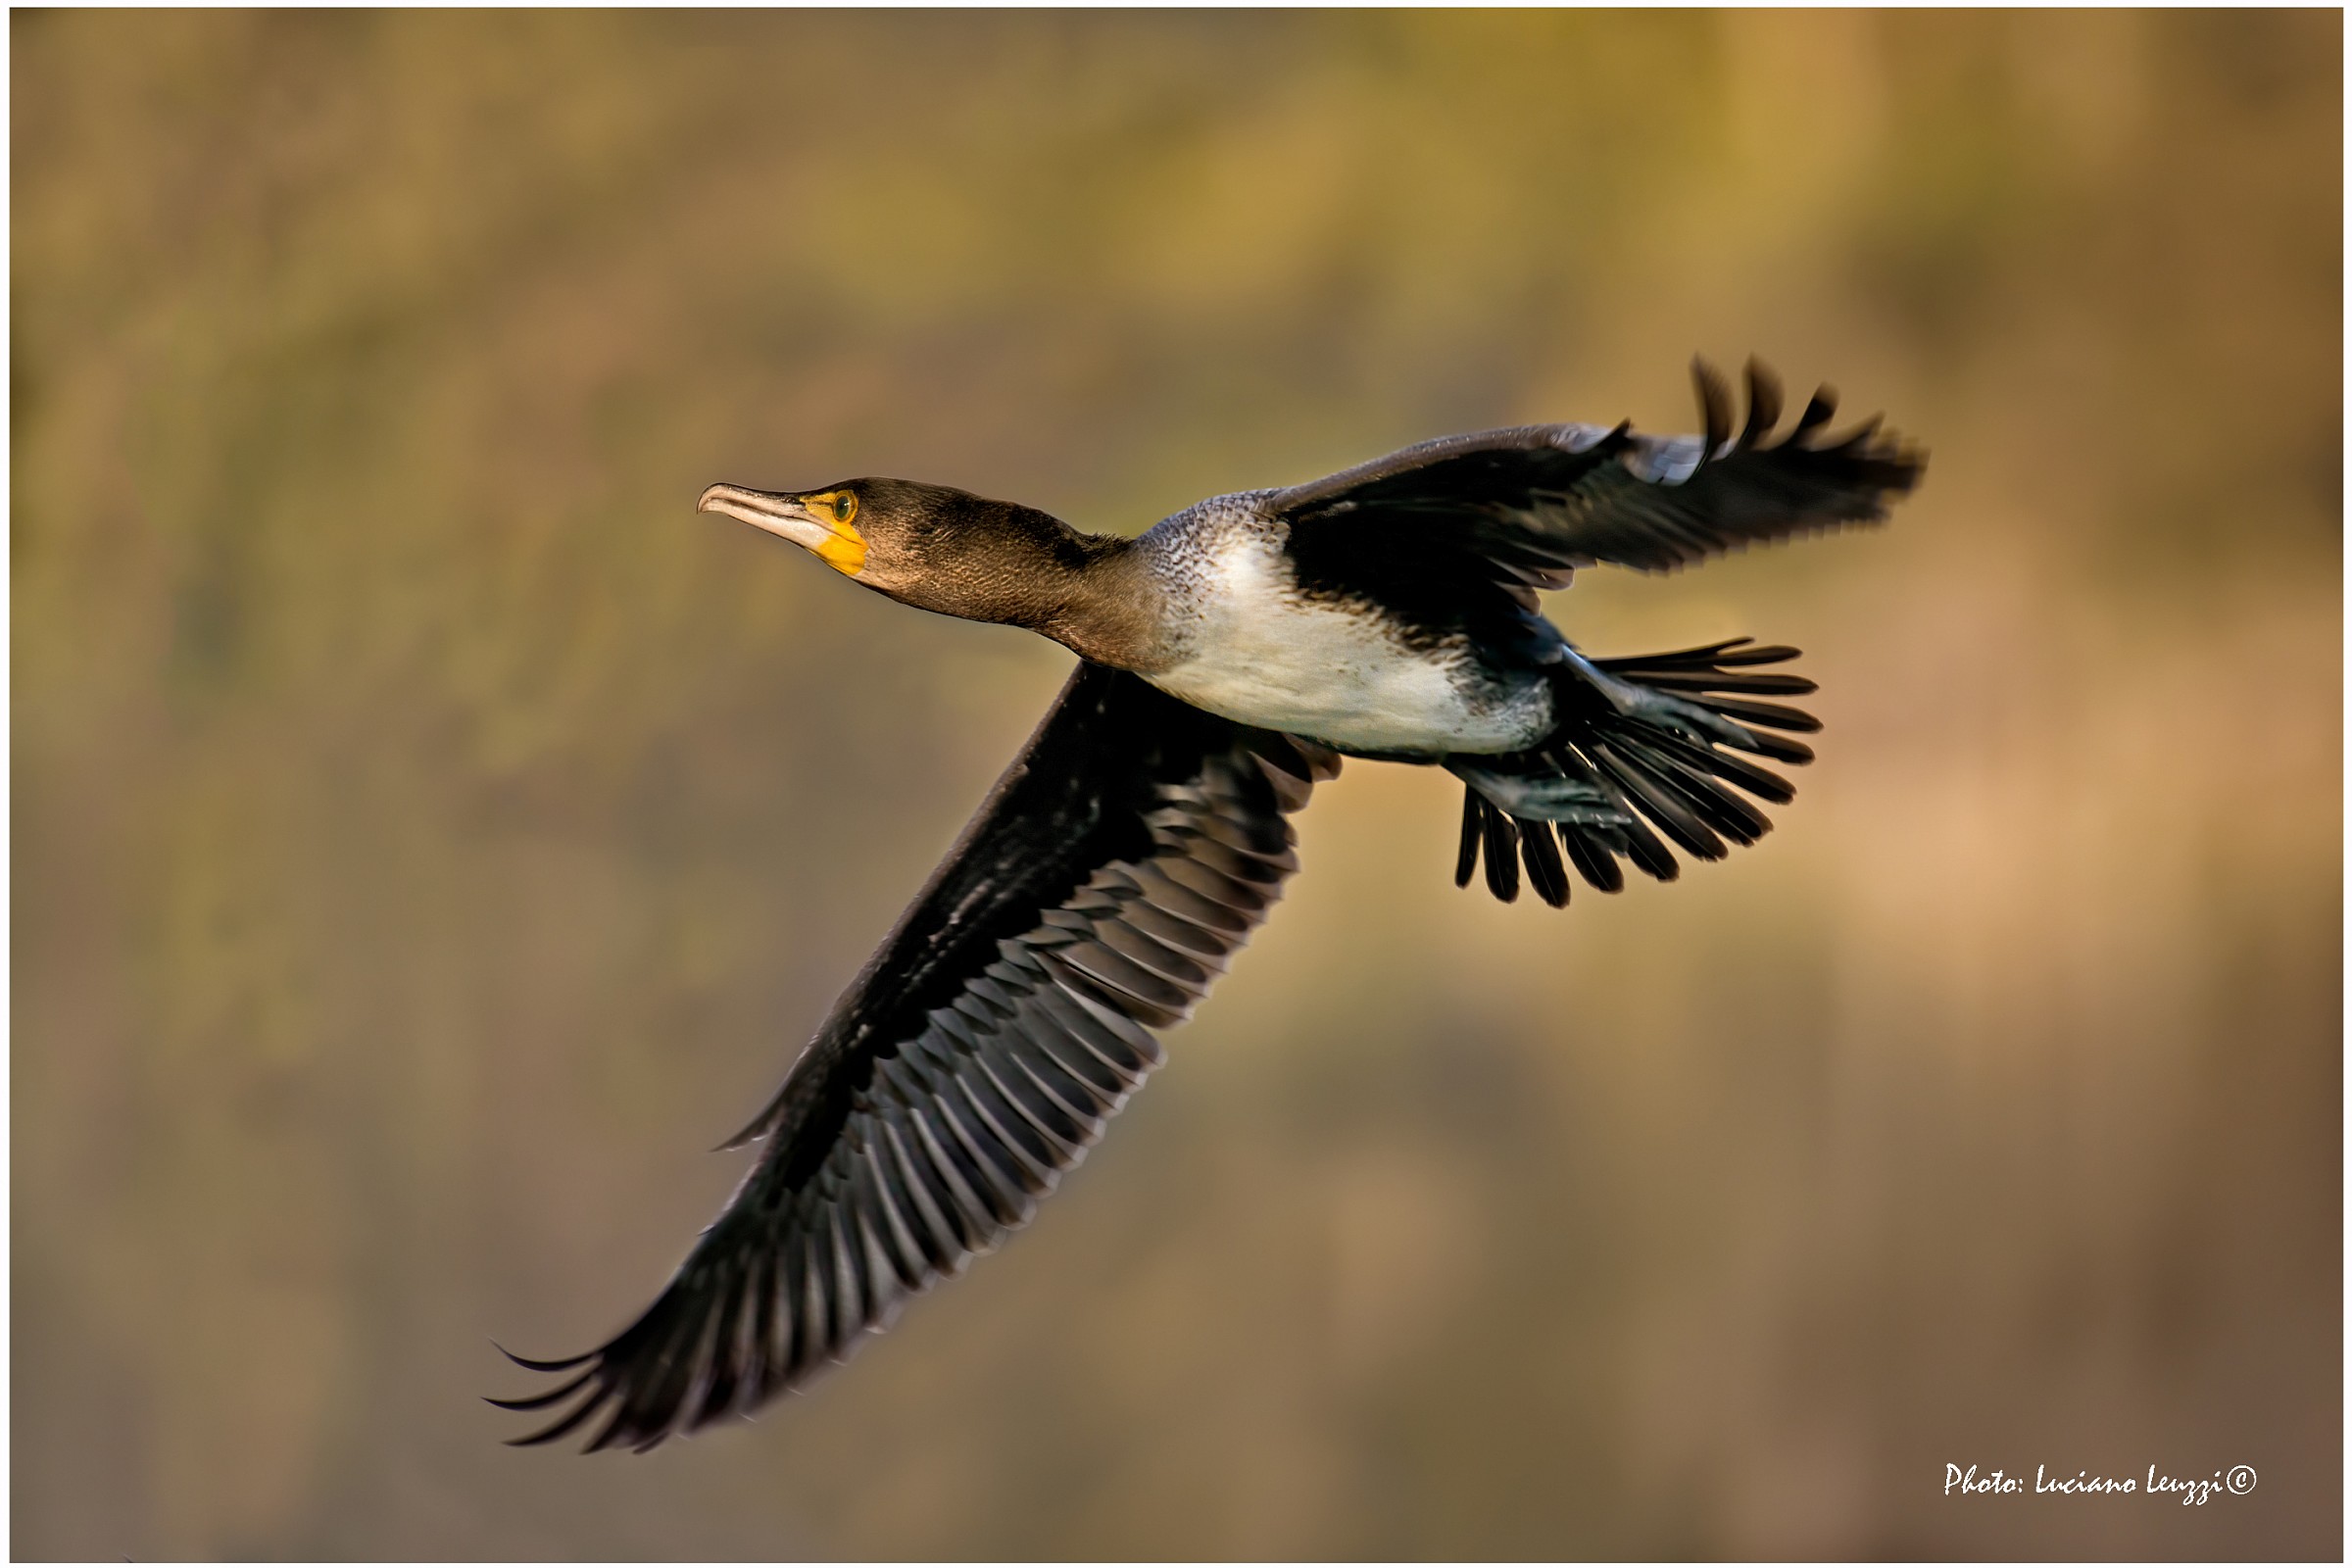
1269,360,1924,589
494,663,1338,1451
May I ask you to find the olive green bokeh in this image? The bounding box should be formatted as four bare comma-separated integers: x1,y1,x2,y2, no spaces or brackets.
14,10,2339,1559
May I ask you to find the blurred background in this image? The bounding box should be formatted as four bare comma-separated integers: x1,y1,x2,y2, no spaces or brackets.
12,10,2339,1560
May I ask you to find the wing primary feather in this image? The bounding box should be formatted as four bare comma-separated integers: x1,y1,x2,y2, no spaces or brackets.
1006,1011,1128,1106
593,1298,710,1451
687,1265,753,1429
1791,386,1838,440
950,1070,1060,1186
494,1341,596,1375
1691,356,1736,466
1741,358,1784,447
928,1078,1040,1221
740,1226,784,1401
876,1115,970,1271
1036,974,1164,1078
966,1049,1086,1163
851,1141,934,1288
785,1223,831,1379
507,1385,612,1448
997,1027,1117,1121
855,1207,908,1333
1040,948,1183,1030
823,1200,868,1344
485,1368,597,1412
902,1102,1003,1241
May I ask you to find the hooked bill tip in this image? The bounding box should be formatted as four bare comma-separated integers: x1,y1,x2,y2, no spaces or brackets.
697,482,744,515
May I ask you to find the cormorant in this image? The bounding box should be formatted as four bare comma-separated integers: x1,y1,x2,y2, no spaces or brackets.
495,359,1922,1450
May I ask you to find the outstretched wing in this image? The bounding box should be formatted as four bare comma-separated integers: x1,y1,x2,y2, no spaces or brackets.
494,663,1337,1451
1271,359,1924,602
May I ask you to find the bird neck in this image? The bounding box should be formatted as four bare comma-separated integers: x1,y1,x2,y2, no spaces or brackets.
880,493,1170,671
1016,531,1168,673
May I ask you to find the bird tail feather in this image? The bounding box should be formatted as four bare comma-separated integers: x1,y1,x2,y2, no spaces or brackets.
1446,638,1819,906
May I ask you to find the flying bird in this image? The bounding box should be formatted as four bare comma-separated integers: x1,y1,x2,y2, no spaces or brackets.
495,359,1923,1450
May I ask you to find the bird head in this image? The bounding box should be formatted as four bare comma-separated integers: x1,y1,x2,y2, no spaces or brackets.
697,475,1102,628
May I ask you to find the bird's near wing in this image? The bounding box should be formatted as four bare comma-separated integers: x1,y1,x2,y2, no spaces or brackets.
1268,359,1924,599
494,664,1337,1451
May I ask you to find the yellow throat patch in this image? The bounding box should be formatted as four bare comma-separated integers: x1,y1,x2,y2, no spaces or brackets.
802,490,866,576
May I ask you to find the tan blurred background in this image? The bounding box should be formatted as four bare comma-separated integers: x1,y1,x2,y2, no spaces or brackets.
13,10,2340,1560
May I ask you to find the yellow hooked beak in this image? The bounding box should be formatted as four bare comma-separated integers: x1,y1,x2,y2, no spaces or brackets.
697,483,866,577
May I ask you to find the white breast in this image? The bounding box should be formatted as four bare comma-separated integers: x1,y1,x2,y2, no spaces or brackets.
1143,530,1548,755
